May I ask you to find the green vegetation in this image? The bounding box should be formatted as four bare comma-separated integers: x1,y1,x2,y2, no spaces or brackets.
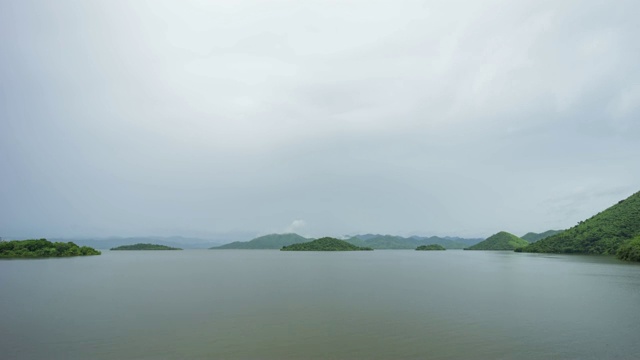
416,244,446,251
110,243,181,250
345,234,478,249
0,239,101,258
466,231,529,250
281,237,373,251
616,236,640,262
212,233,309,249
521,191,640,256
521,230,563,243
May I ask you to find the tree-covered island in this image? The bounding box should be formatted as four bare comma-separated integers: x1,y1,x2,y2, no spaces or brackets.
416,244,446,251
281,237,373,251
0,239,101,258
111,243,182,250
466,231,529,250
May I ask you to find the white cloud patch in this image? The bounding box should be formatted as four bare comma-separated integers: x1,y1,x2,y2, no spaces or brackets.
285,220,307,234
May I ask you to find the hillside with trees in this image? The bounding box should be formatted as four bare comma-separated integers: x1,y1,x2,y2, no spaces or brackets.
521,230,563,243
110,243,181,250
212,233,309,249
213,233,481,250
520,191,640,258
0,239,101,258
616,236,640,262
281,237,373,251
466,231,529,250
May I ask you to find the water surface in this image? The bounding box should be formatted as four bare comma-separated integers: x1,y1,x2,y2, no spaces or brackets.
1,250,639,359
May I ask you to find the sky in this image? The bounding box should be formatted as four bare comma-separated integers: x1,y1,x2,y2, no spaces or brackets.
1,0,639,241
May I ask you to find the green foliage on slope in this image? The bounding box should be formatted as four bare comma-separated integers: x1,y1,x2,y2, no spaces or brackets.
616,236,640,262
110,243,181,250
281,237,373,251
212,233,309,249
0,239,101,258
521,230,563,243
521,191,640,255
416,244,446,251
465,231,529,250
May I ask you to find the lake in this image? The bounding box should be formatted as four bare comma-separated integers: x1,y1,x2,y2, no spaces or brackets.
1,250,639,359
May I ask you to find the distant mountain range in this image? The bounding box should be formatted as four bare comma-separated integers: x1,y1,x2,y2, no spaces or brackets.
213,233,484,250
521,190,640,256
346,234,482,249
56,236,226,250
350,234,482,247
211,233,309,249
465,231,529,250
44,189,639,261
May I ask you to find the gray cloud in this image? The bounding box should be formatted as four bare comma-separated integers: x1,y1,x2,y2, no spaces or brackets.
1,0,639,239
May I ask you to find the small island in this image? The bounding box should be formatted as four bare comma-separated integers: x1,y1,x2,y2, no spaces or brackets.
0,239,101,258
281,237,373,251
416,244,446,251
110,243,182,250
465,231,529,250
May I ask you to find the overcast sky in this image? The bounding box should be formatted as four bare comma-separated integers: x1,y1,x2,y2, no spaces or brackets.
1,0,639,240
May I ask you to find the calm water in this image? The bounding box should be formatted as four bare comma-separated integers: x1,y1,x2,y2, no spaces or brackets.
1,250,639,359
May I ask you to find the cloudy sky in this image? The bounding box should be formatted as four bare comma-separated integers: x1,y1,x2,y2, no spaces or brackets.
1,0,638,240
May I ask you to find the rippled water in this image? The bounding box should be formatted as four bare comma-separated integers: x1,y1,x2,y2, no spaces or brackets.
1,250,639,359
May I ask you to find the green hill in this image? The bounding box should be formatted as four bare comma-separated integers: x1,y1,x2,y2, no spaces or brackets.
465,231,529,250
416,244,446,251
281,237,373,251
521,230,563,243
0,239,101,258
520,191,640,257
110,243,181,250
212,233,309,249
345,235,474,249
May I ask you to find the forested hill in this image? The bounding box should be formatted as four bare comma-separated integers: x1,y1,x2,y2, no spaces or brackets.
521,230,563,243
521,191,640,255
212,233,309,249
281,237,373,251
465,231,529,250
0,239,101,258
